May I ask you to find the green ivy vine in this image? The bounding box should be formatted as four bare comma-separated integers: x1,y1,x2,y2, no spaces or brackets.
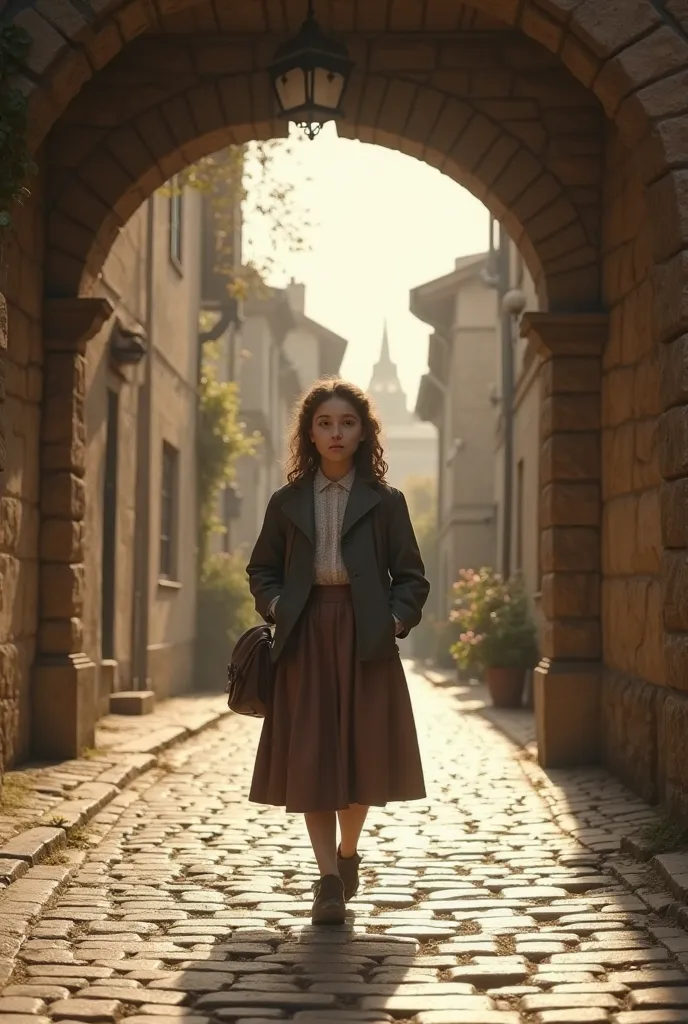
0,22,35,231
197,343,260,568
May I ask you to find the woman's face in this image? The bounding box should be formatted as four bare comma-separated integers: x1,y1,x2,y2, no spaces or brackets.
310,396,364,468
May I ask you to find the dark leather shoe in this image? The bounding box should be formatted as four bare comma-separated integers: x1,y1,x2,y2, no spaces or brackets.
311,874,345,925
337,847,361,901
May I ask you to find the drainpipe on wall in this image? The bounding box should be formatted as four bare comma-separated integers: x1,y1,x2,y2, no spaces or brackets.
131,198,155,691
498,221,514,580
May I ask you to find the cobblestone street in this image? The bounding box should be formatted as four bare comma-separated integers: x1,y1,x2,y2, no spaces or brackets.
1,667,687,1024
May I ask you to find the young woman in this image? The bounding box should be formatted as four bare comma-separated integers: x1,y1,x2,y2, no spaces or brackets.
246,378,429,926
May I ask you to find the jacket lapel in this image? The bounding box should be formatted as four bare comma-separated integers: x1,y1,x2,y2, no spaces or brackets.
280,474,315,545
280,471,381,545
341,475,381,538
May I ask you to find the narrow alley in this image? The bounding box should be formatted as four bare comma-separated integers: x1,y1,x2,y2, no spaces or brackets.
0,669,686,1024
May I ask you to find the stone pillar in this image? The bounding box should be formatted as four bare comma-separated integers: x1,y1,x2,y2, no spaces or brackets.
0,294,6,786
520,312,608,768
32,296,113,759
0,293,6,480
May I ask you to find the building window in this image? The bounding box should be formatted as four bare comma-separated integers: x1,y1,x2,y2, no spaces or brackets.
159,442,179,579
169,178,183,269
515,458,524,574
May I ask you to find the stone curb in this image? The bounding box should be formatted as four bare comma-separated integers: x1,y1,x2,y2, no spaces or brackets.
0,706,230,891
0,854,87,985
620,838,688,917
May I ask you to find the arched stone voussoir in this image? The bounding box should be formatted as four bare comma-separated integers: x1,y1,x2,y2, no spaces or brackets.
45,40,604,304
46,115,283,295
18,0,688,159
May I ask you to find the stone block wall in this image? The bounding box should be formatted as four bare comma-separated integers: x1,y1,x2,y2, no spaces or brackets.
0,173,44,772
600,129,665,802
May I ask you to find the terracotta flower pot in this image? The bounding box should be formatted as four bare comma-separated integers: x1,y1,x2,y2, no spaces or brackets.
484,666,525,708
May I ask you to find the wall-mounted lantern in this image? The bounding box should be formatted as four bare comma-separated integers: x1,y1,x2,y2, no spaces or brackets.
268,0,355,141
109,320,147,367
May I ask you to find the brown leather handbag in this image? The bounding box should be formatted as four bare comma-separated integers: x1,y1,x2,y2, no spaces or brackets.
225,624,274,717
226,521,296,717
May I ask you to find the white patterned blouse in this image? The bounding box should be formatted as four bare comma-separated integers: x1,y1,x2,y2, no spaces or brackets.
267,467,402,634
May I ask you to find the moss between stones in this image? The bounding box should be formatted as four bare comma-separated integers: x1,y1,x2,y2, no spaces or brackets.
636,814,688,856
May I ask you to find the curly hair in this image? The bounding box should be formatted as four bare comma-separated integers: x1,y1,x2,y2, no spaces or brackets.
285,377,388,484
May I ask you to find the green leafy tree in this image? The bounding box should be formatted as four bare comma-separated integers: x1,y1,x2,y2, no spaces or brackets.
194,348,260,686
177,137,313,298
197,343,260,567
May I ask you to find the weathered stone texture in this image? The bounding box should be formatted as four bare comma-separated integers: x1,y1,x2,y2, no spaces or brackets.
603,578,663,686
603,493,661,577
0,174,44,773
541,616,601,660
662,551,688,633
540,481,600,528
661,478,688,549
663,632,688,693
540,571,600,619
541,392,600,434
661,692,688,818
541,526,599,573
659,405,688,480
601,129,664,745
602,670,660,804
659,333,688,411
540,434,600,484
602,422,634,498
541,356,602,397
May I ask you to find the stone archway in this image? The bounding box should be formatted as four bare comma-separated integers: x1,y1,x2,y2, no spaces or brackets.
44,31,604,308
1,0,687,811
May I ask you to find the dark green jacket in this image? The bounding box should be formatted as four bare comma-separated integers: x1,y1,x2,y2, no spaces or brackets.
246,472,430,663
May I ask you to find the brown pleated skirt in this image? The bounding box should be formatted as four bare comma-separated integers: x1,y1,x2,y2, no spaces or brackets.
249,584,426,813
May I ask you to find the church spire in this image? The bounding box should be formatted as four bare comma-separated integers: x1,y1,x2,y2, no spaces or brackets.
379,319,392,367
367,318,412,425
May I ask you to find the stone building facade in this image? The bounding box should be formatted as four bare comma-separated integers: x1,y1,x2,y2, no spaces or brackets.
413,254,501,618
84,188,203,722
2,0,688,814
413,237,543,669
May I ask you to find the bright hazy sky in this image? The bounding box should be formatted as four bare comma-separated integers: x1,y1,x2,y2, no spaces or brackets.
243,125,490,410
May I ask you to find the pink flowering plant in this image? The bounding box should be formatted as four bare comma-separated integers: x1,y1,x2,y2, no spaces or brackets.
448,568,538,671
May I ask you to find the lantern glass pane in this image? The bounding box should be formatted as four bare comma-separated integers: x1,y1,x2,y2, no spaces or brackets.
274,66,308,112
312,67,345,110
